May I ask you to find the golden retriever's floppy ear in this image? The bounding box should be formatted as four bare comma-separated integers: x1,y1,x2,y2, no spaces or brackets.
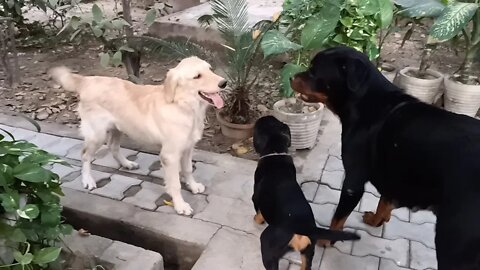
163,68,178,103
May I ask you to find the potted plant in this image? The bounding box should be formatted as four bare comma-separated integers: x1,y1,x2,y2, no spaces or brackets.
394,0,447,104
0,129,73,268
260,0,394,149
428,1,480,116
197,0,273,139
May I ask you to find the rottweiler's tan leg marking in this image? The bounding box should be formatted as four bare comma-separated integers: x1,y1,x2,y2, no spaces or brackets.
317,216,349,247
363,196,394,227
254,211,265,224
289,234,311,251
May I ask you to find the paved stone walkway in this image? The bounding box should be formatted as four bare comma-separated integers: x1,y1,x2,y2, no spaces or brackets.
0,109,437,270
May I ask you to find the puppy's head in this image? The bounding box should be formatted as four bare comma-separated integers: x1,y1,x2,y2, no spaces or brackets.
253,116,291,156
163,56,227,108
290,46,375,112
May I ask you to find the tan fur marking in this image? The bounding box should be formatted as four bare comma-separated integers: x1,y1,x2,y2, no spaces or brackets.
300,254,307,270
254,211,265,224
288,234,311,252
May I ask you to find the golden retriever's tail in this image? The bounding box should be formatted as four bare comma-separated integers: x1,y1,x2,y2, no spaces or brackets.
48,66,83,92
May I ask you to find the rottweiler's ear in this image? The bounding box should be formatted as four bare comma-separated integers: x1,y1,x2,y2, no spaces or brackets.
344,57,369,96
253,130,267,154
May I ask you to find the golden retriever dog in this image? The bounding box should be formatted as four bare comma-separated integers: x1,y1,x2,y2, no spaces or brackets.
49,57,226,215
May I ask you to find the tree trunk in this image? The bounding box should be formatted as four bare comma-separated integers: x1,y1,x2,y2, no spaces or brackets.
121,0,141,81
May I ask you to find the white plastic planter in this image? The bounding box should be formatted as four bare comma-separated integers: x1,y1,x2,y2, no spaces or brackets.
444,75,480,117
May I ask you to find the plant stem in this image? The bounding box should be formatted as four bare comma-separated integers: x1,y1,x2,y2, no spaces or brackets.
418,44,434,76
120,0,141,80
459,9,480,84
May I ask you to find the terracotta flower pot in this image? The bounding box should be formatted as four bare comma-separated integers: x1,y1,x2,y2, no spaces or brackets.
216,110,254,140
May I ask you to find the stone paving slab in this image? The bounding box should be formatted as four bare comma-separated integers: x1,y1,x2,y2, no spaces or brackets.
1,118,439,270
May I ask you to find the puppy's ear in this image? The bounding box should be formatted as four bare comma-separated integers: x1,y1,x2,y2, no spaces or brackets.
163,69,178,103
344,58,369,96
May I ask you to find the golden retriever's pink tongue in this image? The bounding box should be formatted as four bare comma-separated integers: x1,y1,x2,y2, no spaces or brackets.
208,93,224,109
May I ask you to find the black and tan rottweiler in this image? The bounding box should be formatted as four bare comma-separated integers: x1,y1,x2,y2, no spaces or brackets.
252,116,360,270
291,46,480,270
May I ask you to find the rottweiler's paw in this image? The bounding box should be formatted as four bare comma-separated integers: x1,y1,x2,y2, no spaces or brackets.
254,212,265,224
317,239,332,247
362,211,385,227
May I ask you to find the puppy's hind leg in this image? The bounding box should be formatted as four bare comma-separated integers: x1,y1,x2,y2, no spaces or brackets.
260,226,292,270
107,128,139,170
181,146,205,194
299,244,315,270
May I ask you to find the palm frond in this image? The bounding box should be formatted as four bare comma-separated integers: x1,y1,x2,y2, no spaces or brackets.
209,0,250,43
198,14,215,27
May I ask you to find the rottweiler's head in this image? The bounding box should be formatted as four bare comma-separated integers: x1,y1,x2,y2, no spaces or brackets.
291,46,377,113
253,116,291,156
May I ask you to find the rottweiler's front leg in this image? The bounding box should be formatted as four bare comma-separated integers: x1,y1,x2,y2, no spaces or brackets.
363,196,394,227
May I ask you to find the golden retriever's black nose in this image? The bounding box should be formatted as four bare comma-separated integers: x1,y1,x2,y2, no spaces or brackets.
218,80,227,89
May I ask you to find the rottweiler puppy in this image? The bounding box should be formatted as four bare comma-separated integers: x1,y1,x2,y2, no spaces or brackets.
291,46,480,270
252,116,360,270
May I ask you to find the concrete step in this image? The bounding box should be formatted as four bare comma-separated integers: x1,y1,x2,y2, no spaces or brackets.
147,0,282,46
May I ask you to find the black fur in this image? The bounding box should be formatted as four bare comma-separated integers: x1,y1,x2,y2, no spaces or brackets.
292,46,480,270
252,116,360,270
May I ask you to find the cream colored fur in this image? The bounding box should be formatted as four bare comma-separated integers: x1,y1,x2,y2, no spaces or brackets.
49,57,225,215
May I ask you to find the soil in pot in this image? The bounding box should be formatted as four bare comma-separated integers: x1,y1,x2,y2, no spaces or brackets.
397,67,443,104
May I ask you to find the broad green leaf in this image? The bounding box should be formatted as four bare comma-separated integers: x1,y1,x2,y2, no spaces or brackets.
70,16,81,30
49,0,58,7
92,4,103,22
119,45,135,52
14,251,34,265
41,204,61,225
17,204,40,220
395,0,446,18
280,63,307,97
301,2,341,49
429,2,478,42
377,0,394,28
260,30,302,58
145,8,157,27
7,0,14,8
33,247,61,264
10,228,27,243
60,224,74,235
92,26,103,37
356,0,380,16
0,191,20,211
100,53,110,67
0,164,13,186
112,51,123,67
22,151,66,166
112,18,131,30
13,163,52,183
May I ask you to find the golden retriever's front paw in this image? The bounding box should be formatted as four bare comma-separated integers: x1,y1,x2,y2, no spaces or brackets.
122,160,139,170
82,176,97,190
188,182,205,194
174,201,193,215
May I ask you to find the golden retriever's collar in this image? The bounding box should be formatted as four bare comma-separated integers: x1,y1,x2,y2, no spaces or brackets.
259,152,290,160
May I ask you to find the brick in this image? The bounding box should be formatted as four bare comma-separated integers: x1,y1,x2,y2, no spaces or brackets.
192,149,219,164
301,182,318,202
150,167,165,179
193,195,260,236
314,184,341,206
324,156,344,171
92,174,142,200
50,163,80,181
320,170,344,190
320,248,379,270
11,128,38,141
123,181,165,210
365,182,380,197
122,152,159,175
156,190,208,214
101,241,164,270
410,210,436,224
359,192,409,222
66,143,85,160
61,230,113,256
328,142,342,159
192,162,221,186
191,227,263,270
410,241,438,270
384,216,436,249
310,203,336,228
352,231,409,267
206,172,253,201
93,146,138,169
29,133,62,149
44,137,82,157
300,144,329,181
379,259,410,270
345,211,383,237
62,170,112,192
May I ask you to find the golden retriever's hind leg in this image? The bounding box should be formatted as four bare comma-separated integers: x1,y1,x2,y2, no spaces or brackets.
181,147,205,194
108,128,139,170
161,146,192,215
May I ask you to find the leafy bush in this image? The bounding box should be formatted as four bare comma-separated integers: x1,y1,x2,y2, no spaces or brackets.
0,129,72,269
261,0,394,97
